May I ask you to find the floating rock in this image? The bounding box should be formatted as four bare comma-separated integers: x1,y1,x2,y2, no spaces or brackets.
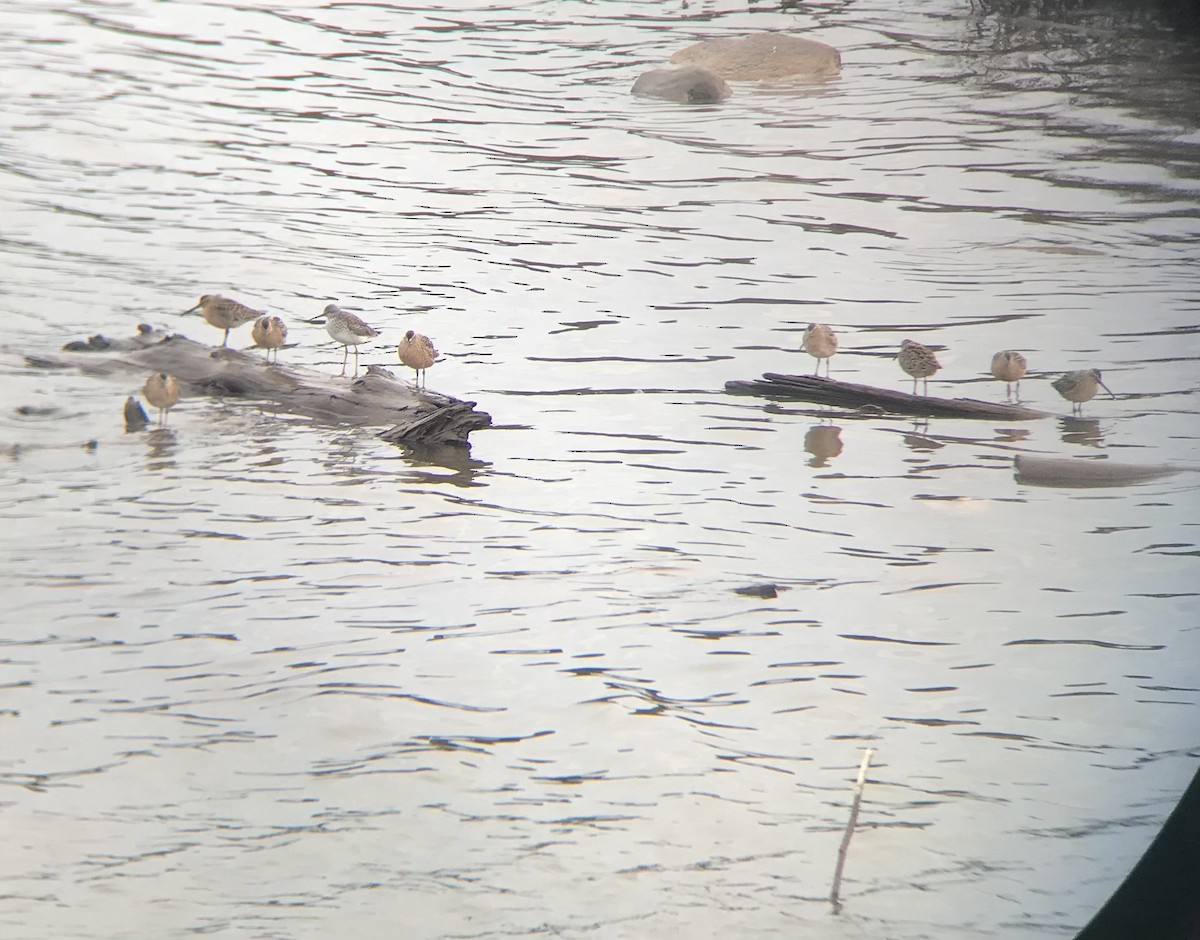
671,32,841,81
631,65,731,103
734,583,780,599
1013,455,1189,489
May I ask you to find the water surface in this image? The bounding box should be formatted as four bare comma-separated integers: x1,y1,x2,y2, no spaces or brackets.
1,1,1198,938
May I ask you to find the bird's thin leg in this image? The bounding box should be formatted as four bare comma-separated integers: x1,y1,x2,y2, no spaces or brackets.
223,329,230,347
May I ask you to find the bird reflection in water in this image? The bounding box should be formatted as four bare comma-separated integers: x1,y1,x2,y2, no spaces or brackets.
902,418,943,452
1059,416,1105,447
144,427,177,470
804,424,843,467
993,427,1031,444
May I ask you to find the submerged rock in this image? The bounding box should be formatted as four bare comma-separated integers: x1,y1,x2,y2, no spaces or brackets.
734,583,781,599
1013,455,1189,488
631,65,731,103
671,32,841,81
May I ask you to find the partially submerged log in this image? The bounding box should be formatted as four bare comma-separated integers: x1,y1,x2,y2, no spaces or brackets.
726,372,1049,420
38,327,492,447
1014,455,1192,489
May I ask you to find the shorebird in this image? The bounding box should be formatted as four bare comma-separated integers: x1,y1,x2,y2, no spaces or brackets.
143,372,180,426
898,339,940,395
990,350,1027,398
1052,368,1114,415
251,315,288,364
182,294,263,347
802,323,837,377
307,303,380,376
397,329,438,386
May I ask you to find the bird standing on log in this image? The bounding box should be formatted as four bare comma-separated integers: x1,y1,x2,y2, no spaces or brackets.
252,315,288,364
802,323,837,377
1052,368,1114,415
306,303,380,376
143,372,180,426
898,339,940,395
397,329,438,386
182,294,263,347
990,350,1027,399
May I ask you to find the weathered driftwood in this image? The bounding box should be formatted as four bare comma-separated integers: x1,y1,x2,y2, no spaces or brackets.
38,327,492,447
726,373,1049,420
1014,455,1192,489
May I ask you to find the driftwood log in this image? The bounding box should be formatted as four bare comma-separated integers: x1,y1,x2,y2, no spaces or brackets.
36,327,492,447
726,373,1050,420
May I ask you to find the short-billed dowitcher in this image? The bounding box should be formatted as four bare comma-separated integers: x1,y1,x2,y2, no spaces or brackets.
397,329,438,386
143,372,180,426
898,339,940,395
802,323,837,377
990,350,1027,398
251,315,288,364
182,294,264,347
306,303,380,376
1052,368,1114,414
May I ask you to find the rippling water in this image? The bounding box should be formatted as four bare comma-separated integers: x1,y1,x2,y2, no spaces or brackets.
2,1,1198,937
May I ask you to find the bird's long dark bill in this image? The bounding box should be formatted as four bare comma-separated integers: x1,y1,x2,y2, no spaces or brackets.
303,316,326,323
1099,380,1116,398
182,305,199,315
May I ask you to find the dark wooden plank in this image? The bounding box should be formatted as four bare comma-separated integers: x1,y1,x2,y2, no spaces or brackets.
726,372,1049,420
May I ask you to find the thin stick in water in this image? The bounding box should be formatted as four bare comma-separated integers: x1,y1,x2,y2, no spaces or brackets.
830,747,875,913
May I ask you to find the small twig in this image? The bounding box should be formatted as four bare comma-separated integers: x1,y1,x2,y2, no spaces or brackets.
830,747,875,913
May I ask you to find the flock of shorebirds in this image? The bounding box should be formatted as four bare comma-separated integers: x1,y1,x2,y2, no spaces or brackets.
139,294,438,425
801,322,1115,414
136,301,1115,428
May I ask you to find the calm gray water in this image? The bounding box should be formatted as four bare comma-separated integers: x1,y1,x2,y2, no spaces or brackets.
2,1,1198,938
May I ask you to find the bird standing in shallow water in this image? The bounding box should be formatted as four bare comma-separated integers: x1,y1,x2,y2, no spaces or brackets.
251,315,288,364
397,329,438,386
306,303,380,376
182,294,263,347
1052,368,1114,414
143,372,180,426
802,323,837,377
898,339,940,395
991,350,1027,399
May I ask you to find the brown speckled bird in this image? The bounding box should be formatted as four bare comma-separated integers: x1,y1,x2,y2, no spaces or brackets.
990,350,1027,398
802,323,838,377
183,294,264,347
251,315,288,364
397,329,438,386
143,372,180,426
898,339,940,395
1052,368,1114,415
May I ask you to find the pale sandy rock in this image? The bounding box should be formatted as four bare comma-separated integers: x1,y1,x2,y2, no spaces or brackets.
670,32,841,81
